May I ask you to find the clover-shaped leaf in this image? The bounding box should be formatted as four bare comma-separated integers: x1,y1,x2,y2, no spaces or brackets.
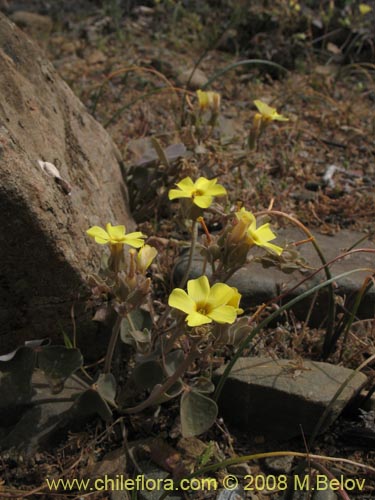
191,377,215,394
95,373,117,407
67,389,112,422
180,390,218,438
164,350,185,377
37,346,83,394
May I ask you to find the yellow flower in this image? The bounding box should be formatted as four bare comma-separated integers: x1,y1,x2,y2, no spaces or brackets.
226,288,243,314
168,177,227,209
289,0,301,11
136,244,158,273
196,90,221,113
86,223,146,249
254,100,289,122
359,3,372,14
236,209,283,255
168,276,243,327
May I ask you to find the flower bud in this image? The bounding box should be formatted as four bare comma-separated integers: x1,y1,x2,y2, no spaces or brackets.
137,244,158,273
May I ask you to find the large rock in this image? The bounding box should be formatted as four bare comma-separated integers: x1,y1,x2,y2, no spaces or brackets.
215,357,367,440
0,13,134,356
9,11,53,46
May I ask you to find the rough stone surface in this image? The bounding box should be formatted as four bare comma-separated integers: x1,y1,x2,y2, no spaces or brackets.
0,13,134,355
176,228,375,323
0,371,84,453
87,447,127,480
9,11,52,45
215,357,367,440
177,67,209,89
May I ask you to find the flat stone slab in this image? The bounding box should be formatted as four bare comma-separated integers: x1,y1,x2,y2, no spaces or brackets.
215,357,367,440
176,228,375,323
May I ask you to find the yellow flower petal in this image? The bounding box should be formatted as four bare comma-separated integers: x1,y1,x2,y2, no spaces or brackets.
169,276,243,327
168,289,196,315
86,226,110,244
186,312,212,327
196,90,209,110
208,283,235,308
187,276,210,304
176,177,195,192
226,288,243,312
247,222,283,255
205,184,227,196
137,244,157,272
254,99,288,121
254,99,274,117
254,223,277,243
123,231,146,246
106,223,126,242
195,177,211,190
235,208,256,225
208,305,237,324
359,3,372,15
194,195,214,208
196,90,221,112
123,237,146,248
169,176,226,209
168,189,192,200
262,241,284,256
196,177,226,197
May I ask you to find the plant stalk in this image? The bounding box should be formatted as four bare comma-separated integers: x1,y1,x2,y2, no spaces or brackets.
103,315,122,374
179,220,198,288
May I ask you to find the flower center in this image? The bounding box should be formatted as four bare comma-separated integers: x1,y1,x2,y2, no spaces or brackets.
196,302,211,316
192,189,204,198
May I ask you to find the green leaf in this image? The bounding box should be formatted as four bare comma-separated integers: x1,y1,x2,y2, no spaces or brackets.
133,360,164,391
198,441,215,467
180,390,218,438
151,136,170,168
96,373,117,407
67,389,112,422
191,377,215,394
213,316,252,347
154,379,184,404
164,349,185,377
120,310,152,344
0,346,36,409
61,328,74,349
37,346,83,394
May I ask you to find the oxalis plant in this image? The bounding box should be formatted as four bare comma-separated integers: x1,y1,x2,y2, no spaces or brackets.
1,90,371,450
80,92,373,438
82,166,292,437
0,92,295,447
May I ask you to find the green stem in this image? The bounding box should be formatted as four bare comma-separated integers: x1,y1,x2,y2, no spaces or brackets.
179,220,198,288
122,339,201,414
103,315,122,374
157,450,374,500
201,59,289,90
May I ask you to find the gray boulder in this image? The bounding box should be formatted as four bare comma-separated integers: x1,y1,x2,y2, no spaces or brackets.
215,357,367,440
0,13,133,356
